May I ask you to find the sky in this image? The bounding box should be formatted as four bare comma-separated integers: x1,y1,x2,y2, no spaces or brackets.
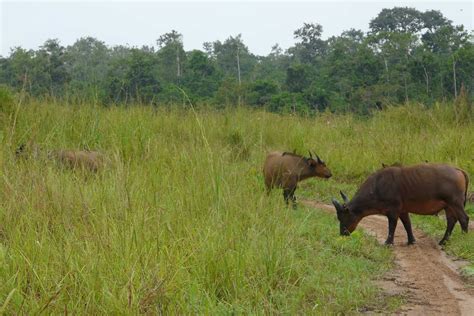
1,0,473,57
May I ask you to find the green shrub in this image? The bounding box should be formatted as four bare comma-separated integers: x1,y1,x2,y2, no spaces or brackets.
0,84,15,115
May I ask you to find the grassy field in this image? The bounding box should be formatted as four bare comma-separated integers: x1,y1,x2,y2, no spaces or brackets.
0,100,473,313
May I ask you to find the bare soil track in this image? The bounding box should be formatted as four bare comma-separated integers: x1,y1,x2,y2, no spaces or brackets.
303,200,474,315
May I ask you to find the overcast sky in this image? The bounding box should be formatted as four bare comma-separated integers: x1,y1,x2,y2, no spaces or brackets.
1,0,472,57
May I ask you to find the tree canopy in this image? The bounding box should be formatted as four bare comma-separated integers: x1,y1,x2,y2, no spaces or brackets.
0,7,472,114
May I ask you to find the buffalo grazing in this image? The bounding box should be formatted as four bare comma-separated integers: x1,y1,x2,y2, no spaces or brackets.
332,163,469,245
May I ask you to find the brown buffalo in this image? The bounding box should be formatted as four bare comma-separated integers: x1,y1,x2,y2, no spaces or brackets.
16,143,105,172
332,163,469,245
263,151,332,207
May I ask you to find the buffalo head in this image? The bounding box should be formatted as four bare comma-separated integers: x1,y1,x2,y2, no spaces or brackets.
332,191,360,236
307,151,332,179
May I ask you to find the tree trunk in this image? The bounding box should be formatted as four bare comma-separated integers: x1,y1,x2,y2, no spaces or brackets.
452,58,457,98
422,65,429,96
237,47,241,106
176,46,181,78
404,74,409,103
236,48,241,86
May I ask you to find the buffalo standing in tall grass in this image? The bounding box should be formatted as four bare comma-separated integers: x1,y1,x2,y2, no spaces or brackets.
16,143,105,172
263,151,332,208
332,163,469,245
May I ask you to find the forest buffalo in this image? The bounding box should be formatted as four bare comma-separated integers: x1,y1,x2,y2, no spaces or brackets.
264,151,332,207
16,143,105,172
332,163,469,245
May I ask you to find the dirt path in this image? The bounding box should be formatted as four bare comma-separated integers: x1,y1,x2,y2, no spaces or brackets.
303,200,474,315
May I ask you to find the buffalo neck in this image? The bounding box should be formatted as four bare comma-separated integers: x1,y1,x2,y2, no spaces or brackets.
295,159,314,181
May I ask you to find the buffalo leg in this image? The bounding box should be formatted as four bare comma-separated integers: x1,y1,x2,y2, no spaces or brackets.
385,212,399,245
453,205,469,233
399,213,416,245
290,187,297,209
439,212,457,245
283,187,297,209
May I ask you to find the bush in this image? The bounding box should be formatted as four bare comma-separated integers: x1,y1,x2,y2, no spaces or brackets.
246,80,280,107
268,92,311,115
213,78,246,108
0,85,15,114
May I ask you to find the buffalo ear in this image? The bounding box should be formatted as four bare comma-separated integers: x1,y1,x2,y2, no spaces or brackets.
382,163,388,168
332,198,343,214
340,191,349,204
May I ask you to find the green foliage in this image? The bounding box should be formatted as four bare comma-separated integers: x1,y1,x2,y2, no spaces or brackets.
268,92,310,114
105,49,161,104
285,64,311,93
0,85,15,115
212,34,256,82
246,80,279,107
213,77,245,108
155,84,186,106
65,37,110,103
182,50,221,100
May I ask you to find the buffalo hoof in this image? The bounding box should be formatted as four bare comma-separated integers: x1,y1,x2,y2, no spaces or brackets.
384,240,394,247
407,240,416,246
438,239,447,246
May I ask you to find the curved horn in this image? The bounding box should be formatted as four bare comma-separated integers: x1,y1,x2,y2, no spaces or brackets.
340,191,349,204
308,151,313,158
316,154,323,164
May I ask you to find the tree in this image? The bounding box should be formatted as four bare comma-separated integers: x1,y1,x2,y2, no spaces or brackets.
65,37,110,101
36,39,70,97
369,7,423,34
289,23,327,63
1,47,34,91
212,35,256,83
156,30,185,83
285,64,311,93
246,80,279,107
106,48,160,104
251,44,289,85
182,50,221,99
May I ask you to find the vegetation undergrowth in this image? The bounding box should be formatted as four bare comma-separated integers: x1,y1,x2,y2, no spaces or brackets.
1,100,473,313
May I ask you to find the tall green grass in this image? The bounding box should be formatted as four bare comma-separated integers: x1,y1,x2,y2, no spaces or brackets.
1,100,473,313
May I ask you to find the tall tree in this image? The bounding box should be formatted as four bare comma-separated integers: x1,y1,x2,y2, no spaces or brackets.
36,39,70,97
289,23,327,64
212,34,255,83
65,37,110,101
182,50,221,99
156,30,185,83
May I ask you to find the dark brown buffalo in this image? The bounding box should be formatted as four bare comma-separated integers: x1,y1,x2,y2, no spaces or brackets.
264,151,332,207
332,163,469,245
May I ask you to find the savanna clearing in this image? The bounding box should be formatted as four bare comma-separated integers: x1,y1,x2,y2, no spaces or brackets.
0,100,473,314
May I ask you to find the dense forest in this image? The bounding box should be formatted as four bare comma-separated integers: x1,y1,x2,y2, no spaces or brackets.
1,7,473,114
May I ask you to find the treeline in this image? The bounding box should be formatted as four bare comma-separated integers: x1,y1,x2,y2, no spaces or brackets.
1,7,473,113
